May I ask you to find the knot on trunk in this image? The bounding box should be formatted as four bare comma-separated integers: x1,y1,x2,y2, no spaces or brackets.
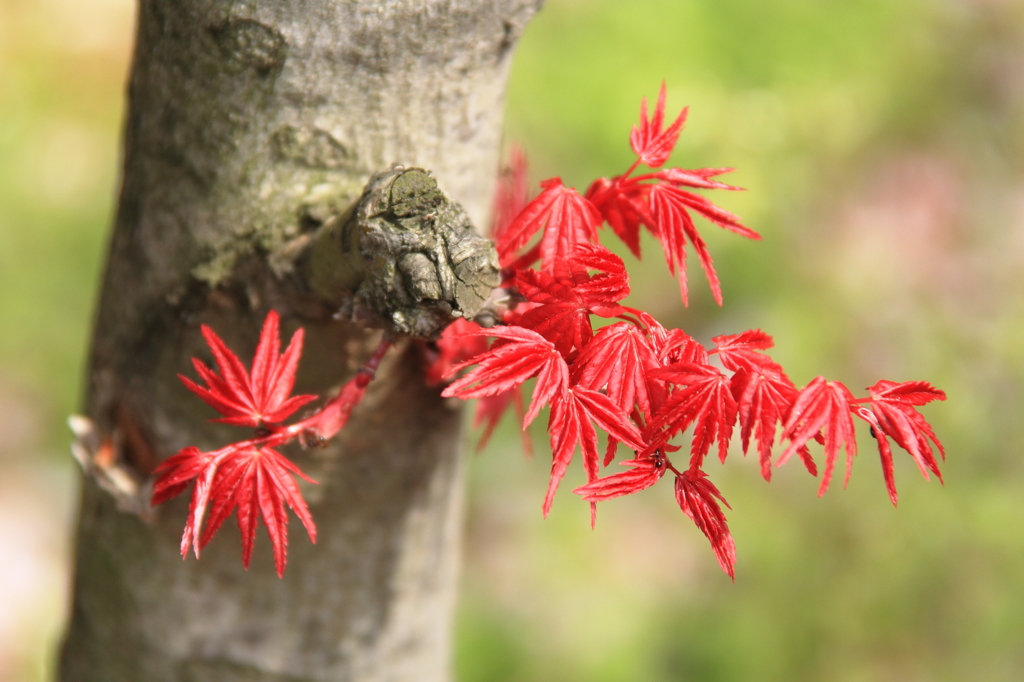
307,166,500,338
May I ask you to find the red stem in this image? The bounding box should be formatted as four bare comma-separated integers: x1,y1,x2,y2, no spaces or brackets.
250,337,395,448
355,338,392,388
621,158,643,182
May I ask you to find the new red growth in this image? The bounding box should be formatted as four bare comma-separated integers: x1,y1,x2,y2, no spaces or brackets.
440,84,946,578
157,85,947,581
153,312,389,576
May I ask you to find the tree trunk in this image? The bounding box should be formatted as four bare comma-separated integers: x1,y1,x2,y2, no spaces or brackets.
59,1,540,680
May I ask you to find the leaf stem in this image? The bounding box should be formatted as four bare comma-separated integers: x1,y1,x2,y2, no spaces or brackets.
622,158,643,181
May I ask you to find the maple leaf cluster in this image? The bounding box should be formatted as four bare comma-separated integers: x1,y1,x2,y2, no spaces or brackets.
153,311,390,577
438,85,946,578
153,85,946,579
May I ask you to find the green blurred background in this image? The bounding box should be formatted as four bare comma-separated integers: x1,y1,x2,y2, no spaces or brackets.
2,0,1023,680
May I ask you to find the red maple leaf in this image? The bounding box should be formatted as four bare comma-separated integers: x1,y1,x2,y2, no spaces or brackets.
515,246,630,357
778,377,858,496
853,380,946,506
675,469,736,579
544,385,645,519
430,320,532,456
648,362,738,470
178,311,317,428
584,168,746,269
566,243,632,302
573,456,667,502
630,82,688,169
712,329,783,374
153,442,317,578
655,166,744,191
150,445,209,508
651,326,710,367
496,177,602,272
730,366,810,481
496,87,753,310
868,379,947,407
648,182,754,306
440,326,569,427
154,311,326,576
571,321,665,420
585,176,654,258
657,171,755,238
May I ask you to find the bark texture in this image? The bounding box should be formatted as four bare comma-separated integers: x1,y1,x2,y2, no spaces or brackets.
60,1,540,680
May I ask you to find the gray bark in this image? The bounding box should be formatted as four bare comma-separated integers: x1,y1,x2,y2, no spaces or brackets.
59,1,540,680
